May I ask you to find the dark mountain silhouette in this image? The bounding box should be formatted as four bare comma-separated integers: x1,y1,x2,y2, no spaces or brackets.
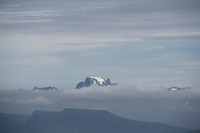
0,113,29,133
0,108,198,133
19,108,191,133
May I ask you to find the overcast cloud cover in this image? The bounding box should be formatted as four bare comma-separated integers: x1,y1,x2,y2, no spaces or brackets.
0,0,200,129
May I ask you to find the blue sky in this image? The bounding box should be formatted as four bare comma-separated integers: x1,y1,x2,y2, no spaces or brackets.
0,0,200,89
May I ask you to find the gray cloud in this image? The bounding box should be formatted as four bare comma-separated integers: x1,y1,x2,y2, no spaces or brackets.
0,0,199,35
15,95,53,106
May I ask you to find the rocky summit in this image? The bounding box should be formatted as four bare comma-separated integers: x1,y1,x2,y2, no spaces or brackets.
75,76,117,89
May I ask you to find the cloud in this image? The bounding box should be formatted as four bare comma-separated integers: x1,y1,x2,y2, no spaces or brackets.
15,95,53,106
0,85,200,106
149,31,200,40
0,9,60,24
0,0,199,57
0,97,12,103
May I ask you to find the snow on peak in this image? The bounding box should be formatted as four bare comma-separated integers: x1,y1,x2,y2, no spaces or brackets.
75,76,117,89
167,87,190,91
90,76,105,85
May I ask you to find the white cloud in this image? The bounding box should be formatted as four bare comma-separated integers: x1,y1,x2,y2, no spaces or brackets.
151,31,200,39
15,95,53,106
0,86,199,106
0,97,12,103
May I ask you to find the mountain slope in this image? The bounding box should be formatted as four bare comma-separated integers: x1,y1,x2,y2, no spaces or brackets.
0,113,29,133
76,76,117,89
19,108,190,133
32,86,58,91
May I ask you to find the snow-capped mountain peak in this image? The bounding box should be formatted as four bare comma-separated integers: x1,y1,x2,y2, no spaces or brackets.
167,87,190,91
90,76,105,85
75,76,117,89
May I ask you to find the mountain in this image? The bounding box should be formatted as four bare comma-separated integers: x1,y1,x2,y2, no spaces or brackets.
32,86,58,91
168,87,190,91
76,76,117,89
0,113,29,133
17,108,192,133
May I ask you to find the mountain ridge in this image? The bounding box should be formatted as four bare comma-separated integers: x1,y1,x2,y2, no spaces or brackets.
19,108,190,133
32,86,58,91
0,108,198,133
76,76,117,89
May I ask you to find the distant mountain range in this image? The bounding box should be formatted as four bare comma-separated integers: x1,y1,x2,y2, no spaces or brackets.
0,108,199,133
76,76,117,89
32,86,58,91
0,113,29,133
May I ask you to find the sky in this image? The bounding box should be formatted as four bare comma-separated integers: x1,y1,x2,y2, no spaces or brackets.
0,0,200,89
0,0,200,129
